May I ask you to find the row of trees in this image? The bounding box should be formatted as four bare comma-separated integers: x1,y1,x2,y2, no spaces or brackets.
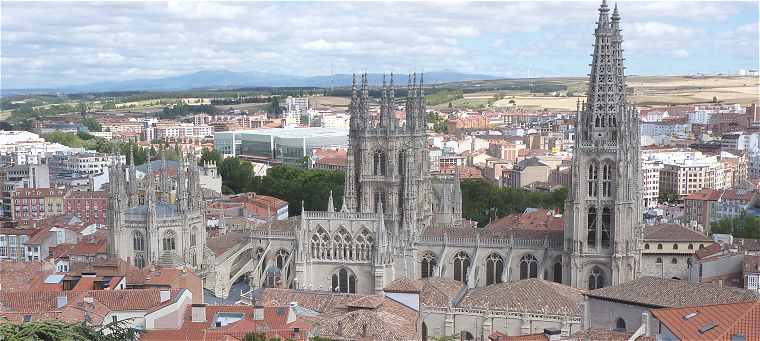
712,215,760,239
159,102,216,118
461,180,568,227
203,148,567,225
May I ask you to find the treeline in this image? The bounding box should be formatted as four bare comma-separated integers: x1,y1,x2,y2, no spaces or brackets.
159,103,217,118
42,132,176,165
202,148,567,224
712,215,760,239
8,102,85,124
461,179,568,227
199,149,343,215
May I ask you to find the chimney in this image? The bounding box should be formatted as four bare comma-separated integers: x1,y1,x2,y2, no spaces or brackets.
543,328,561,341
56,295,68,309
641,312,651,337
253,304,264,321
159,290,171,303
287,301,299,324
191,304,207,323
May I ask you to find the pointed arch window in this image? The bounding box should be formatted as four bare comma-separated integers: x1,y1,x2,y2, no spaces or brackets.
553,261,563,283
398,151,406,176
331,268,356,293
190,227,197,247
602,163,613,197
486,253,504,285
373,150,386,176
589,266,605,290
519,254,539,279
133,231,145,252
587,207,597,248
453,251,471,283
421,251,436,278
162,230,176,252
601,207,611,248
333,228,352,260
311,227,330,260
276,249,290,270
135,254,145,268
354,228,374,261
588,163,598,197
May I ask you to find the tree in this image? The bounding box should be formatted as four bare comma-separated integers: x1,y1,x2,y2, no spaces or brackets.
199,148,222,166
82,117,102,132
0,319,140,341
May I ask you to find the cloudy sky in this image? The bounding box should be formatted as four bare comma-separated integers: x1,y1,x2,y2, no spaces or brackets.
2,1,758,89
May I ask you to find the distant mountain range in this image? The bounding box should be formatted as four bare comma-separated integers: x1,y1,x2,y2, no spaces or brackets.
3,69,503,95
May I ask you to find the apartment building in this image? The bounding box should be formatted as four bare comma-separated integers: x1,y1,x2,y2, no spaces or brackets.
646,151,726,198
63,191,109,225
641,160,664,208
11,188,66,224
0,163,51,218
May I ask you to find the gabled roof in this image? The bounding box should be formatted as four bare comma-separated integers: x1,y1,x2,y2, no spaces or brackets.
651,300,760,341
585,277,760,308
458,279,584,316
643,224,711,242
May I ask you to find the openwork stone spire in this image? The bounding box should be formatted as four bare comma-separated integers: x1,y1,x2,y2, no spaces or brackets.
581,0,625,143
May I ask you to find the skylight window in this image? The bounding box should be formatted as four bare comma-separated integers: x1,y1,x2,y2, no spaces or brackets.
683,312,698,320
698,321,717,334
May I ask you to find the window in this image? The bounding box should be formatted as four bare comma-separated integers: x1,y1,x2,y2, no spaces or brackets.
453,251,471,283
112,316,118,323
553,261,563,283
354,228,374,261
162,230,176,252
421,251,436,278
602,163,613,197
601,207,611,248
587,163,598,197
311,227,330,259
699,244,704,249
671,258,678,264
333,228,352,261
133,231,145,252
587,207,597,248
190,227,197,247
276,249,290,270
688,244,694,250
588,266,605,290
645,244,650,250
373,150,386,176
656,257,663,264
673,244,678,250
519,255,538,279
485,253,504,285
615,318,626,331
657,244,663,250
398,151,406,176
331,268,356,293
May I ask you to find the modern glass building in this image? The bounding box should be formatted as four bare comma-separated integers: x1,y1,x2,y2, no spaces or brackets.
214,127,348,165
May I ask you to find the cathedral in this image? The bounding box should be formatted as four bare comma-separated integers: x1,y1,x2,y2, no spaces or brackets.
243,0,643,295
107,149,207,270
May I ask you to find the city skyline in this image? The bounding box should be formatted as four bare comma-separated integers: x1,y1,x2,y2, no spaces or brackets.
2,1,758,90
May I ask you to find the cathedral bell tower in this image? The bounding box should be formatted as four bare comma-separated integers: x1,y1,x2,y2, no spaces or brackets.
564,1,642,290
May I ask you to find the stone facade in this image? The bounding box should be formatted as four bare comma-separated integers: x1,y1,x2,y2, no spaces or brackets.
107,150,207,270
563,1,643,290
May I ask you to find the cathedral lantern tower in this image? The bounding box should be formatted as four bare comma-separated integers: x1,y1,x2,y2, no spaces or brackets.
564,1,642,289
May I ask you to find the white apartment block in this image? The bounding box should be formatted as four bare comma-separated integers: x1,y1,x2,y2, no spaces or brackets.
647,151,726,197
641,159,663,208
154,123,213,140
640,121,691,138
321,113,350,129
54,153,125,175
286,97,309,113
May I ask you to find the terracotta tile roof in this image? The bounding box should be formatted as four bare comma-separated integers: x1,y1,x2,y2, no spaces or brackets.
564,329,643,341
744,255,760,273
421,208,564,239
384,278,424,293
346,295,384,309
651,300,760,341
695,243,724,259
0,289,185,323
67,230,108,256
259,288,373,315
419,278,465,308
489,332,548,341
586,276,760,308
685,188,722,201
315,297,418,341
643,224,711,242
459,279,584,316
0,261,55,292
206,231,248,256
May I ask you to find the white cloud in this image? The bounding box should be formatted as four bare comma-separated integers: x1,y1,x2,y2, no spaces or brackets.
629,22,695,37
671,49,690,59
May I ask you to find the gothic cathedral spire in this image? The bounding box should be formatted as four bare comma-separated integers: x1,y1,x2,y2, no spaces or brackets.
564,1,642,290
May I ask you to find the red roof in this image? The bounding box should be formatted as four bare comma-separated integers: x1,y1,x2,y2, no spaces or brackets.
651,300,760,340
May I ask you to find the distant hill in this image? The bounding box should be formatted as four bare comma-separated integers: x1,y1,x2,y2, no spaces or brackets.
6,69,502,94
